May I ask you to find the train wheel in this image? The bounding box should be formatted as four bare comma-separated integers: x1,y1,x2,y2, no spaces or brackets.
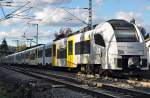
101,70,112,77
86,64,92,74
94,65,101,75
81,65,86,74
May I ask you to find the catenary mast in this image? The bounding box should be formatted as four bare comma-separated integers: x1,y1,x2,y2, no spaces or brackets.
88,0,92,29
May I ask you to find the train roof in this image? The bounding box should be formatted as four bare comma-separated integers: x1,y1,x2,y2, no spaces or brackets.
53,19,134,42
68,24,98,37
5,53,16,57
25,44,44,50
53,25,97,41
9,44,44,55
25,44,44,52
4,44,45,57
107,19,134,30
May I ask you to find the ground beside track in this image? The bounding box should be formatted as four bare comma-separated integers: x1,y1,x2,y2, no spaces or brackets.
1,65,150,98
0,66,96,98
0,66,49,98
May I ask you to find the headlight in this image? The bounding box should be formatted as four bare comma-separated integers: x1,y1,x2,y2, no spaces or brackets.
118,50,124,54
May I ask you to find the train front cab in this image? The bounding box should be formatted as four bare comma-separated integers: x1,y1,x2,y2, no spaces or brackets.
94,20,148,76
111,20,148,75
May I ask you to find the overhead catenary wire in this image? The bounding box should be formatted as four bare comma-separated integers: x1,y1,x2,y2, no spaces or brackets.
0,0,96,46
0,1,31,22
14,7,33,15
0,3,5,17
62,8,88,26
4,1,30,17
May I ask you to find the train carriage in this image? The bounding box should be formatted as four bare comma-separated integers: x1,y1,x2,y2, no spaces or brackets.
25,45,44,66
65,19,148,75
25,48,36,65
67,31,93,69
2,19,149,76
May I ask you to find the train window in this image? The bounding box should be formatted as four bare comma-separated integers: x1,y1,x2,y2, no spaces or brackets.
115,29,139,42
45,48,52,57
64,49,67,58
30,53,35,60
53,45,56,56
68,41,73,55
83,40,90,54
26,52,29,59
36,49,38,58
57,48,67,59
16,54,21,61
75,42,80,54
49,48,52,57
75,40,90,54
45,49,48,57
38,50,43,58
94,34,105,47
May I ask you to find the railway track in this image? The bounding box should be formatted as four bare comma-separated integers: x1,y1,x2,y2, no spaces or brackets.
1,65,150,98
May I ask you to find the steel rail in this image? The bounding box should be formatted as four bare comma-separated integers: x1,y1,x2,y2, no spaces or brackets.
0,65,130,98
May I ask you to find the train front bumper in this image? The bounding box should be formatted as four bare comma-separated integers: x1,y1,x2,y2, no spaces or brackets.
114,57,148,70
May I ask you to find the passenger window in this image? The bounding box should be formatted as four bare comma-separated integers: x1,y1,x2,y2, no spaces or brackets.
45,48,52,57
68,41,73,55
75,42,80,54
75,40,90,54
38,50,43,58
57,48,66,58
83,40,90,54
94,34,105,47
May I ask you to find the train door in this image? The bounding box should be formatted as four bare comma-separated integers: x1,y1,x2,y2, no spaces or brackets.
35,49,38,65
67,36,75,68
52,44,57,66
93,33,106,68
42,46,45,66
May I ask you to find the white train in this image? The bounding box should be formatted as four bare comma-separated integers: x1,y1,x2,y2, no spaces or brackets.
145,38,150,66
2,19,148,76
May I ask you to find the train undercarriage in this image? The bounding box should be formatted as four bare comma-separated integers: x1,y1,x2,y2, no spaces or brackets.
78,56,148,77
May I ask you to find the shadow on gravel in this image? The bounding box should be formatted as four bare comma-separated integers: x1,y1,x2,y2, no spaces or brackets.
0,67,52,98
0,67,94,98
0,79,53,98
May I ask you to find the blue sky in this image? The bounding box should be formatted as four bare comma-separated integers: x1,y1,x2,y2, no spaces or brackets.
0,0,149,46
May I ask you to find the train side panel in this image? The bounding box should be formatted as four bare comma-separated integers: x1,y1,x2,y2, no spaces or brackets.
56,38,67,67
45,43,52,66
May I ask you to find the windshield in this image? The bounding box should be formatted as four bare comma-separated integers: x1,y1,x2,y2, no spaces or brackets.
108,19,139,42
115,29,139,42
